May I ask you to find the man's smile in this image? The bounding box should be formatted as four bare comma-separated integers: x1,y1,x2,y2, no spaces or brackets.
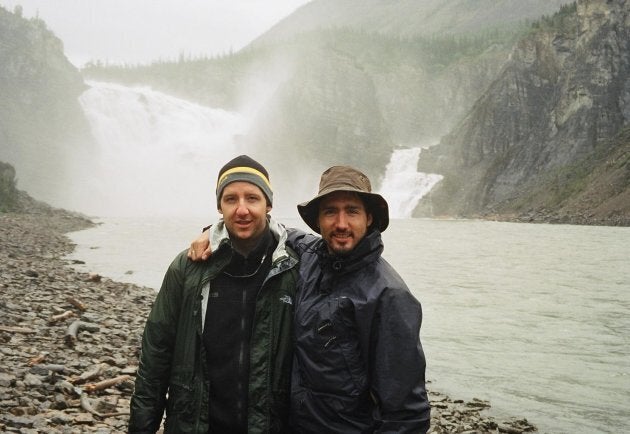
332,232,351,240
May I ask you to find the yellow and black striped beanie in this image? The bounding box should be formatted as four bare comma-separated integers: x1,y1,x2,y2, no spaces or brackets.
216,155,273,208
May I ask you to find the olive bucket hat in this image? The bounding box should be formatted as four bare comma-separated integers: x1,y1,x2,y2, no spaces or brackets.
297,165,389,234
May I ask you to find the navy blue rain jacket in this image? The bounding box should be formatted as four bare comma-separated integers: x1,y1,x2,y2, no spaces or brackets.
287,229,430,433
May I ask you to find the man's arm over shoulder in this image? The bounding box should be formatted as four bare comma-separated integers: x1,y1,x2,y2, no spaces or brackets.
129,251,187,433
285,227,319,256
372,285,431,434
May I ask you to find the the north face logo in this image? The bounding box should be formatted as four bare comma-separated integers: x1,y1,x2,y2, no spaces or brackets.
279,295,293,305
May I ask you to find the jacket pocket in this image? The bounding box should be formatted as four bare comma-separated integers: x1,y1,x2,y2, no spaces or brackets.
332,297,368,394
166,376,197,423
310,296,368,396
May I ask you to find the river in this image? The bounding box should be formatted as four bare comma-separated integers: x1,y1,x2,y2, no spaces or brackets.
66,216,630,434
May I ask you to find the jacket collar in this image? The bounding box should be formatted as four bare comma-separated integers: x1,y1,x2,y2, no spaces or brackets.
210,216,293,265
317,229,384,275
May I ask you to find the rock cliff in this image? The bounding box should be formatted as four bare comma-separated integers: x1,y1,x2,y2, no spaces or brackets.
0,6,94,207
416,0,629,225
0,161,18,212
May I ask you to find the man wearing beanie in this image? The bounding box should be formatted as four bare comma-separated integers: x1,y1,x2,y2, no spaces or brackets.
188,165,431,433
129,155,299,434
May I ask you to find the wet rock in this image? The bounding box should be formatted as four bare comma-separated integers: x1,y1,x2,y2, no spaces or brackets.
87,273,102,282
0,372,15,387
51,394,70,410
49,411,73,425
23,374,43,387
427,390,538,433
3,414,34,428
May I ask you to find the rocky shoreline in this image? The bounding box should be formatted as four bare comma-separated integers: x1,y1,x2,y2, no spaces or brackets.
0,206,538,433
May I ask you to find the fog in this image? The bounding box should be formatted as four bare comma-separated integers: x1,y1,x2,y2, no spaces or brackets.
76,80,321,220
73,80,433,220
1,0,435,219
0,0,319,218
0,0,312,66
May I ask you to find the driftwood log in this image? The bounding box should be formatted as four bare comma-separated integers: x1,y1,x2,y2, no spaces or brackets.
65,320,100,347
72,364,106,384
84,375,131,393
0,325,36,334
66,296,87,311
38,363,69,373
28,353,47,366
49,310,75,323
80,392,130,419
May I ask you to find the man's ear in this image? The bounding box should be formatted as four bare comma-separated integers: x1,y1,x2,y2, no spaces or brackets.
367,213,373,228
266,205,272,213
218,207,223,215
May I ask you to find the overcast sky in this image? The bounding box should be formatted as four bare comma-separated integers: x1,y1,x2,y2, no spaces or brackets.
0,0,312,66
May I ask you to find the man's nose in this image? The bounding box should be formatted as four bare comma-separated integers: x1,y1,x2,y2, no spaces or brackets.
236,200,249,215
336,212,349,228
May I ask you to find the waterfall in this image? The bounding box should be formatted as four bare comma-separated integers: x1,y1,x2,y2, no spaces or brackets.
78,81,248,217
77,82,441,220
378,147,443,219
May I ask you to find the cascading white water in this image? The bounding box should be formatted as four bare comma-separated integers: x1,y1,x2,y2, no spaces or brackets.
78,81,248,217
378,147,443,219
78,82,442,220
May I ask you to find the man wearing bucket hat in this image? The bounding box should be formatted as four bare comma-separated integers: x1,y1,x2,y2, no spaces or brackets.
129,155,299,433
287,166,430,433
189,165,430,433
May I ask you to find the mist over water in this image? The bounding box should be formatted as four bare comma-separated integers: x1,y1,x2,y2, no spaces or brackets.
77,81,247,217
76,81,440,219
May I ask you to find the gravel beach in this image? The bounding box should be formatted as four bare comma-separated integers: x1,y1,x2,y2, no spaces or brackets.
0,203,538,433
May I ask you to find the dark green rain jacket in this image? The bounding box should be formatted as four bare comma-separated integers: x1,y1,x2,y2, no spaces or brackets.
129,218,299,433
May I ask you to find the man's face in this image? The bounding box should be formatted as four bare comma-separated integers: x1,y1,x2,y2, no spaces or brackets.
219,181,271,244
318,191,373,255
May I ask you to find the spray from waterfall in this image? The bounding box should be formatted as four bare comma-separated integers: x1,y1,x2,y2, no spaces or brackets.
78,81,248,217
378,147,443,219
78,82,443,220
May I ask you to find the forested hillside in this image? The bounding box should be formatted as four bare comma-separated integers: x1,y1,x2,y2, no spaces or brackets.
252,0,570,46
